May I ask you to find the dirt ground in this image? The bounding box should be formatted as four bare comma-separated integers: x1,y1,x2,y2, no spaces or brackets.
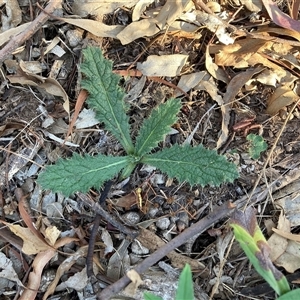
1,1,300,299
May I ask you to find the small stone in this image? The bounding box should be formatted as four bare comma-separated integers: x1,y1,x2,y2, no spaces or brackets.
66,29,83,47
131,241,149,255
148,207,159,218
285,144,293,152
122,212,141,224
156,217,170,230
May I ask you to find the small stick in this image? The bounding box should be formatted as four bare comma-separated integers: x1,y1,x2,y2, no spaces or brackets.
97,201,235,299
77,193,139,240
0,0,63,63
86,181,113,278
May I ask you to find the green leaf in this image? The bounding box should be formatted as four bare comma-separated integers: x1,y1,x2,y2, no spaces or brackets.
246,134,267,160
144,292,163,300
231,207,290,296
81,47,134,154
176,264,194,300
135,98,181,157
38,153,129,196
277,289,300,300
141,144,238,186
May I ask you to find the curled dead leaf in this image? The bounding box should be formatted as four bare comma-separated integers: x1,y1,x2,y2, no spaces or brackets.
266,85,299,115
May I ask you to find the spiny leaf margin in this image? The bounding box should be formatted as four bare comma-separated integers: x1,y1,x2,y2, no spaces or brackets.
135,98,181,157
38,153,129,196
141,144,239,186
80,47,134,153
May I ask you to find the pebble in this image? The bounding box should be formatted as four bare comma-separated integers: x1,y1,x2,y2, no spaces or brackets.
122,212,141,225
156,217,170,230
148,207,159,218
131,241,149,255
66,29,83,47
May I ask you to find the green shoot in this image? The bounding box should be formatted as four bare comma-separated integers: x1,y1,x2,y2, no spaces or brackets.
246,133,267,160
144,264,194,300
230,207,290,296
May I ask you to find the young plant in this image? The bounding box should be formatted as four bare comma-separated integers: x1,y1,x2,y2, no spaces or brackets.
246,133,267,160
231,207,300,299
144,264,194,300
38,47,239,196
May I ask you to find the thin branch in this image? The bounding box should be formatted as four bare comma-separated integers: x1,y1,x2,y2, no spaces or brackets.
97,201,235,300
86,181,113,278
77,192,139,240
0,0,63,63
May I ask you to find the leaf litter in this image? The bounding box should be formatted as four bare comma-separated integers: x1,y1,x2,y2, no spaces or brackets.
1,0,300,299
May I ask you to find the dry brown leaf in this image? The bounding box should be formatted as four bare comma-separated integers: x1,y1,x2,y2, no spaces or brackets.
43,247,88,300
117,0,190,44
195,80,223,105
266,85,299,115
240,0,262,12
20,249,56,300
215,38,267,67
257,27,300,42
113,191,138,210
176,71,208,96
117,18,159,45
1,221,51,255
44,226,61,246
8,62,69,114
216,67,263,148
272,228,300,242
0,0,22,31
268,212,290,261
137,54,188,76
206,46,229,84
124,270,143,296
132,0,155,21
256,69,279,86
0,22,31,46
262,0,300,32
60,18,124,39
65,89,88,142
0,252,24,288
195,11,234,45
55,267,90,292
72,0,138,17
273,241,300,273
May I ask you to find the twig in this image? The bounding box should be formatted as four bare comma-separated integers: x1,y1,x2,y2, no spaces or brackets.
97,201,235,299
0,0,63,63
77,192,139,240
86,181,113,278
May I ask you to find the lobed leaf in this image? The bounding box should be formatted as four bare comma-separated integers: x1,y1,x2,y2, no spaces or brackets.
247,133,267,160
135,98,181,157
80,47,134,154
38,153,129,196
231,207,290,296
141,144,238,186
